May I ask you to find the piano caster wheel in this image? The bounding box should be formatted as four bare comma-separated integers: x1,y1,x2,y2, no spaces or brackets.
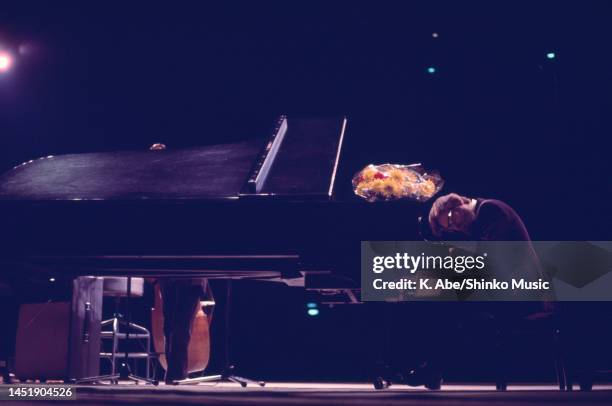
373,376,390,390
258,381,266,387
496,382,507,391
240,381,247,388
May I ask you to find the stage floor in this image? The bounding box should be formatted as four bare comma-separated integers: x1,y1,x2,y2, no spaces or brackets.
3,382,612,405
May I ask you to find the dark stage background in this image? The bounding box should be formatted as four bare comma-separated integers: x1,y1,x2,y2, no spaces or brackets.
1,0,611,383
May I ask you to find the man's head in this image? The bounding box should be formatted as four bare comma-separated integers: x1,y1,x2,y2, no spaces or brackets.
428,193,477,237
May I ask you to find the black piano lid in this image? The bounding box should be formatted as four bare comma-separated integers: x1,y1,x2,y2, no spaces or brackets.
0,139,261,201
0,116,347,202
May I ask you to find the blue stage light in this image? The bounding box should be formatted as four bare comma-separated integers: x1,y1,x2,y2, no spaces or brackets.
426,66,436,74
546,52,556,60
307,308,320,317
306,302,318,309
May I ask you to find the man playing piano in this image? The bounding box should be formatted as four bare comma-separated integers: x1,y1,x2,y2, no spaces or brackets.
402,193,549,389
428,193,533,241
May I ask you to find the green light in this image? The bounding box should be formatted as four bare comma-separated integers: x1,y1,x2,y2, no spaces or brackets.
307,308,320,316
426,66,436,74
546,52,556,60
306,302,318,309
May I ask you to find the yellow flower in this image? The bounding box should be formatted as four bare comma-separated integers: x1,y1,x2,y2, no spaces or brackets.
384,182,403,198
418,180,436,197
388,168,405,183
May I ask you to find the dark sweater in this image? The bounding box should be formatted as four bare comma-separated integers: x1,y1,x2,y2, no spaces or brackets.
471,199,531,241
469,199,548,302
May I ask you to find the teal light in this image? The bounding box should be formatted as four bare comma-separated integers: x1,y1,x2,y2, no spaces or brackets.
426,66,436,74
307,308,320,317
306,302,318,309
546,52,556,60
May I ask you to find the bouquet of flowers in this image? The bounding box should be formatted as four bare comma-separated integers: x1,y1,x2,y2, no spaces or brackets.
352,163,443,202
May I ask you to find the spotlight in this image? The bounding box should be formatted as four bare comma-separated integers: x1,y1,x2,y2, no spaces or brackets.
306,302,318,309
546,52,556,60
426,66,436,74
0,51,13,72
307,308,320,317
0,52,12,72
432,32,439,38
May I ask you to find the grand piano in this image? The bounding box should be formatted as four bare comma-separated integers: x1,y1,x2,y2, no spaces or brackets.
0,116,426,301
